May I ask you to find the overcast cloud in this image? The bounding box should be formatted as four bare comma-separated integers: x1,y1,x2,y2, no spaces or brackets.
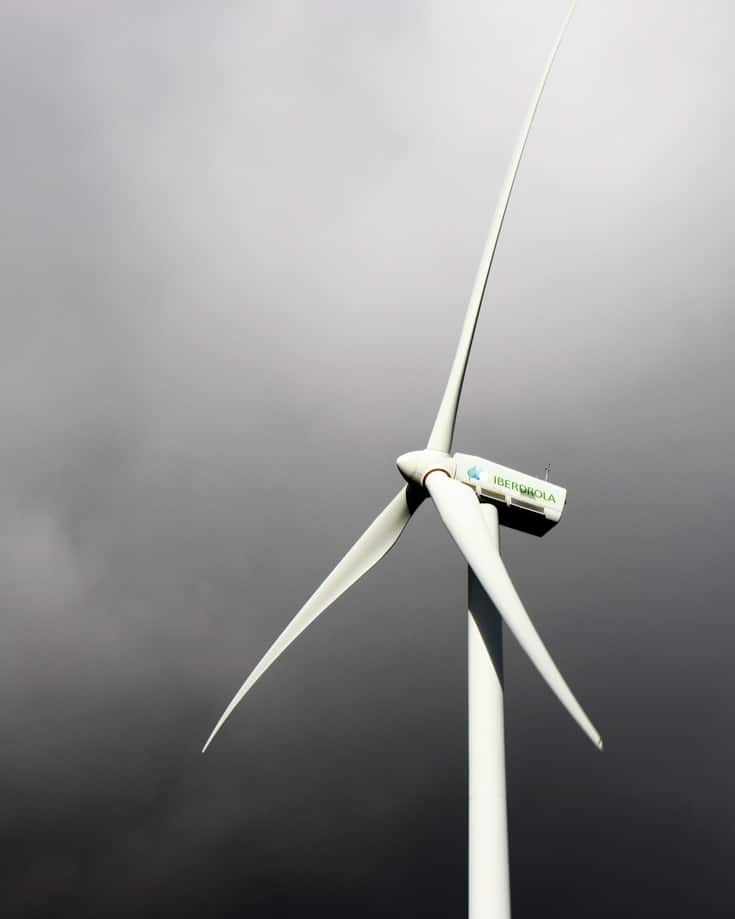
1,2,733,916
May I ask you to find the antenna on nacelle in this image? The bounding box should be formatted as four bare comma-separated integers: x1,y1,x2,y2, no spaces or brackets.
544,463,551,482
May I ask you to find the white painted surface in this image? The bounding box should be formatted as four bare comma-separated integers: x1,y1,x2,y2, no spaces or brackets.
469,503,511,919
396,449,456,486
425,470,601,750
454,453,567,523
202,485,421,751
427,0,579,454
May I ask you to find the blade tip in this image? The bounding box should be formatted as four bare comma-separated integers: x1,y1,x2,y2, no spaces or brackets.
201,730,218,754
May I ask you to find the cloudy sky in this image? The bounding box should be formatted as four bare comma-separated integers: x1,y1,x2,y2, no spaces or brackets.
1,1,733,916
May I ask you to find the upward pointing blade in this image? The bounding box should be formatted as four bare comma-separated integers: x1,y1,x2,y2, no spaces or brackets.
202,485,423,752
425,472,602,750
427,0,578,454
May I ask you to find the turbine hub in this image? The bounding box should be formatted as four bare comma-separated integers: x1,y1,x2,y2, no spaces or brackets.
396,450,455,487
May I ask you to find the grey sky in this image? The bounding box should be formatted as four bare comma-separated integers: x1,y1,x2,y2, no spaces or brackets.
1,2,733,915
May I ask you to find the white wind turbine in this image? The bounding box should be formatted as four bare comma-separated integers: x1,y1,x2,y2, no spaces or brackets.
203,3,601,916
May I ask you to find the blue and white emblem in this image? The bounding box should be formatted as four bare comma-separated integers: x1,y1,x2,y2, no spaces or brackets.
467,465,483,482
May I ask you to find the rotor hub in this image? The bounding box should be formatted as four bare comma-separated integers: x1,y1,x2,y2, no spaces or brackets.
396,450,456,487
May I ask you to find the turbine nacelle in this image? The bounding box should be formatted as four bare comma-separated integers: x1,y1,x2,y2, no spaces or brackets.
454,453,567,536
397,450,567,537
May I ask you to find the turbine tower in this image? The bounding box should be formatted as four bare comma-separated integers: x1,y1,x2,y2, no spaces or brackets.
203,3,600,916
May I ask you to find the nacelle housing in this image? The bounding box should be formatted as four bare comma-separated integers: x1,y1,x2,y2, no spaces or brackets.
454,453,567,537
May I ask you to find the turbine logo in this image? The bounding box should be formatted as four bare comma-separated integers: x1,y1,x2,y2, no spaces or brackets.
468,465,483,482
492,475,557,502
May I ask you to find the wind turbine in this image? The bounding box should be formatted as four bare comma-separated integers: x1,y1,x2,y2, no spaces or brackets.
203,2,601,916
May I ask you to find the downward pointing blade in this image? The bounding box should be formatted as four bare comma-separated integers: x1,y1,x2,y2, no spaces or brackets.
202,485,423,752
425,472,602,750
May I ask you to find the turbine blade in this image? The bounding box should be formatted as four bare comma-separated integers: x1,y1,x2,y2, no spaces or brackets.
425,472,602,750
427,0,578,453
202,484,423,752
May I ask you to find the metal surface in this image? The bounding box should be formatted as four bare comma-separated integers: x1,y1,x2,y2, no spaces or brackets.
469,504,510,919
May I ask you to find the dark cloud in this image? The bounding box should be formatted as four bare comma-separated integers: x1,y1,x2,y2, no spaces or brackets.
1,1,733,916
